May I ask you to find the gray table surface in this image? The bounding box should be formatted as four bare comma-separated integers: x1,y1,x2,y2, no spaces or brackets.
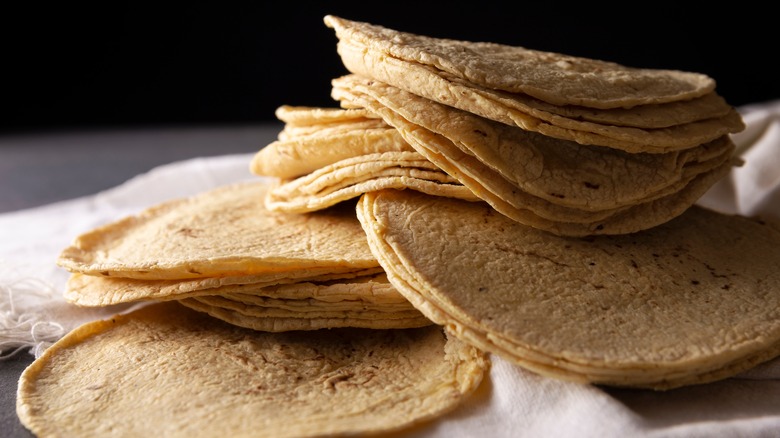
0,124,280,437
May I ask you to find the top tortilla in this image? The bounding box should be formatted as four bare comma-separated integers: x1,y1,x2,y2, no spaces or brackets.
17,301,487,437
324,15,716,109
274,105,379,125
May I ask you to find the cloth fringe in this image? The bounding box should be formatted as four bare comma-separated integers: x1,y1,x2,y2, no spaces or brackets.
0,266,65,360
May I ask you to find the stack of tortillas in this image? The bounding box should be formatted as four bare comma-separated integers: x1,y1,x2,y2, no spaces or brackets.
17,13,780,438
357,189,780,390
311,16,779,390
56,181,432,331
320,15,746,236
17,302,486,437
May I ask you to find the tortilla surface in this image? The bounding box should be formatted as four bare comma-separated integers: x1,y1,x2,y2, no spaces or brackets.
357,189,780,389
324,15,716,108
57,181,378,279
17,302,487,437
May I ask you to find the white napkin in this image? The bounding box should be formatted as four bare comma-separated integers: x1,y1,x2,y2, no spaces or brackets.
2,101,780,437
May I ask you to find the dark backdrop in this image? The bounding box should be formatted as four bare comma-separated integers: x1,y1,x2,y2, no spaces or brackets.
3,3,777,134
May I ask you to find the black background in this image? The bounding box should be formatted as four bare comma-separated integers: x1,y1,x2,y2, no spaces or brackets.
3,2,778,135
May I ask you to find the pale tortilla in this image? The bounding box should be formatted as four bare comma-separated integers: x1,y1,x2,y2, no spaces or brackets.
17,302,487,437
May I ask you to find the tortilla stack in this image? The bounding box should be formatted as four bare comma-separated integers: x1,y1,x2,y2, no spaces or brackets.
324,15,745,153
251,105,410,179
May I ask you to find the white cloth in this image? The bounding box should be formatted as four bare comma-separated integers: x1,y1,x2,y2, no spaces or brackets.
0,155,259,357
2,101,780,437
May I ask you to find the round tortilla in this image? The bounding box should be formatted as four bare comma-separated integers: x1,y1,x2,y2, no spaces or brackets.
57,181,378,279
17,302,487,437
357,189,780,389
333,42,743,151
324,15,716,109
332,74,736,210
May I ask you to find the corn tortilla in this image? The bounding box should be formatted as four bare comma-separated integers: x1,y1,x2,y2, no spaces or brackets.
357,189,780,389
17,302,487,437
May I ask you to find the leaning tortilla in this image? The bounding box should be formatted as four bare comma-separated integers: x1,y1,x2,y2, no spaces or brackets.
264,151,478,213
357,189,780,390
251,106,411,179
57,181,378,280
17,301,487,437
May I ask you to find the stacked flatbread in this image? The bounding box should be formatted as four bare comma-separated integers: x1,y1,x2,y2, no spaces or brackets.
357,189,780,390
324,15,745,236
313,16,779,389
56,181,431,331
251,105,478,213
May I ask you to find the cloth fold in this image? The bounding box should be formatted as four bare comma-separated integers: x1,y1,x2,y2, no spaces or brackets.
2,101,780,436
